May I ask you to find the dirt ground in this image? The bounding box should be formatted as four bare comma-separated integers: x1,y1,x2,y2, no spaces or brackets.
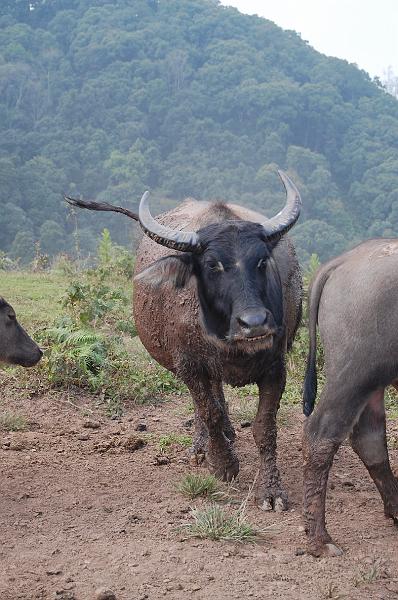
1,387,398,600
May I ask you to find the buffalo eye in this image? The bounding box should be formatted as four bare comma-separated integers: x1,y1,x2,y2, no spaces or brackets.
257,258,267,270
206,260,224,273
8,313,16,321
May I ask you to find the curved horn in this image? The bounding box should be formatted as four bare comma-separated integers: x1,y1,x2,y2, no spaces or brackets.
261,170,302,241
138,191,200,252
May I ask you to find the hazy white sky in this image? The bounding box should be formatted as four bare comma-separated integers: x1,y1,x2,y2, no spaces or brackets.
221,0,398,78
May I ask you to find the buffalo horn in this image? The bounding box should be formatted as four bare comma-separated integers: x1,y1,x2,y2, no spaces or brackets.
261,170,302,241
138,191,200,252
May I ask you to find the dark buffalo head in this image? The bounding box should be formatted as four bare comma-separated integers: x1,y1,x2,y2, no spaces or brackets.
136,171,301,353
0,297,43,367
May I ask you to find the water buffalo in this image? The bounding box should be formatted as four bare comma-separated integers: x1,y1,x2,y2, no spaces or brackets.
66,170,302,510
0,297,42,366
303,238,398,556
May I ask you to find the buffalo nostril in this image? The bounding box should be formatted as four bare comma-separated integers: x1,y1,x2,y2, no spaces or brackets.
237,312,267,330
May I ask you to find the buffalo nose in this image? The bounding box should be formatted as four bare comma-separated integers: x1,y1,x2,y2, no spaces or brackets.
237,311,267,330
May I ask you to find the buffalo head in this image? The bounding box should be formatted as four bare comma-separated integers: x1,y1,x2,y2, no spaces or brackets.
136,171,301,353
0,297,43,367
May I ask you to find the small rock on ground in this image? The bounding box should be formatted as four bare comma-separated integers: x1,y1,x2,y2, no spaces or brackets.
83,420,101,429
95,588,117,600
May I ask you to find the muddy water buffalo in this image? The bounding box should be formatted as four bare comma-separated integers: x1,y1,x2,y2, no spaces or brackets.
66,171,302,510
303,238,398,556
0,297,42,366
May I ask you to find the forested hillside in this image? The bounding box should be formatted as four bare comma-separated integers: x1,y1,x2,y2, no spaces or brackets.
1,0,398,264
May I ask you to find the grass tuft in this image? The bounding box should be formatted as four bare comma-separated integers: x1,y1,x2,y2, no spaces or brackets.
353,556,390,587
177,473,222,500
183,504,261,543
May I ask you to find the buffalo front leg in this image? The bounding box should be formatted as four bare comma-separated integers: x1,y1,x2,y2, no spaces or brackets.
190,380,236,462
189,410,208,464
182,366,239,482
350,388,398,522
253,362,288,511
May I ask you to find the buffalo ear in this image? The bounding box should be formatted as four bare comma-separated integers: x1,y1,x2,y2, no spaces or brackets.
134,255,194,289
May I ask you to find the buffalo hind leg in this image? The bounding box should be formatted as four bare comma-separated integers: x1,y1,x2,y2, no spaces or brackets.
181,364,239,481
350,388,398,522
302,429,340,557
303,383,380,557
253,361,288,511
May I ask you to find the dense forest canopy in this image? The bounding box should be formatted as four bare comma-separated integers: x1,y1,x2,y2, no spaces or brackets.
1,0,398,264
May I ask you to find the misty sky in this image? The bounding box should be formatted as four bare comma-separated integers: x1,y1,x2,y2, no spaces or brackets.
221,0,398,79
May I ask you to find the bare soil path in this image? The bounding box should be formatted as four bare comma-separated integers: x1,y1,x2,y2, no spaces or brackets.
1,389,398,600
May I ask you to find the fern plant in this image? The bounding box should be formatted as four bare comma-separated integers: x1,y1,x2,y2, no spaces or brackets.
42,317,108,390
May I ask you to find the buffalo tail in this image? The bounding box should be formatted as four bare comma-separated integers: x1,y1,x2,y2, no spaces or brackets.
65,196,139,221
302,264,336,416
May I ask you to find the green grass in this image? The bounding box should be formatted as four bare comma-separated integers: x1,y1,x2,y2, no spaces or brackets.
385,386,398,419
232,383,258,399
177,473,222,500
158,433,192,453
229,394,257,423
0,412,28,431
0,271,67,330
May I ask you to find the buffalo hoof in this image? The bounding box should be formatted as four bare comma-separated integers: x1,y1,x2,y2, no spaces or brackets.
308,542,343,558
256,487,288,512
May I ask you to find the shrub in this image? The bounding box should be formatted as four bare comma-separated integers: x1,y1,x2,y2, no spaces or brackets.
38,229,185,413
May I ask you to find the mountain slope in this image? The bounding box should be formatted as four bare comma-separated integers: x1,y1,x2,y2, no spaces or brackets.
1,0,397,262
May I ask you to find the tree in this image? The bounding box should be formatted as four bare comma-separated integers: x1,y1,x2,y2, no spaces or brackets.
10,229,35,265
0,203,32,250
39,219,67,255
